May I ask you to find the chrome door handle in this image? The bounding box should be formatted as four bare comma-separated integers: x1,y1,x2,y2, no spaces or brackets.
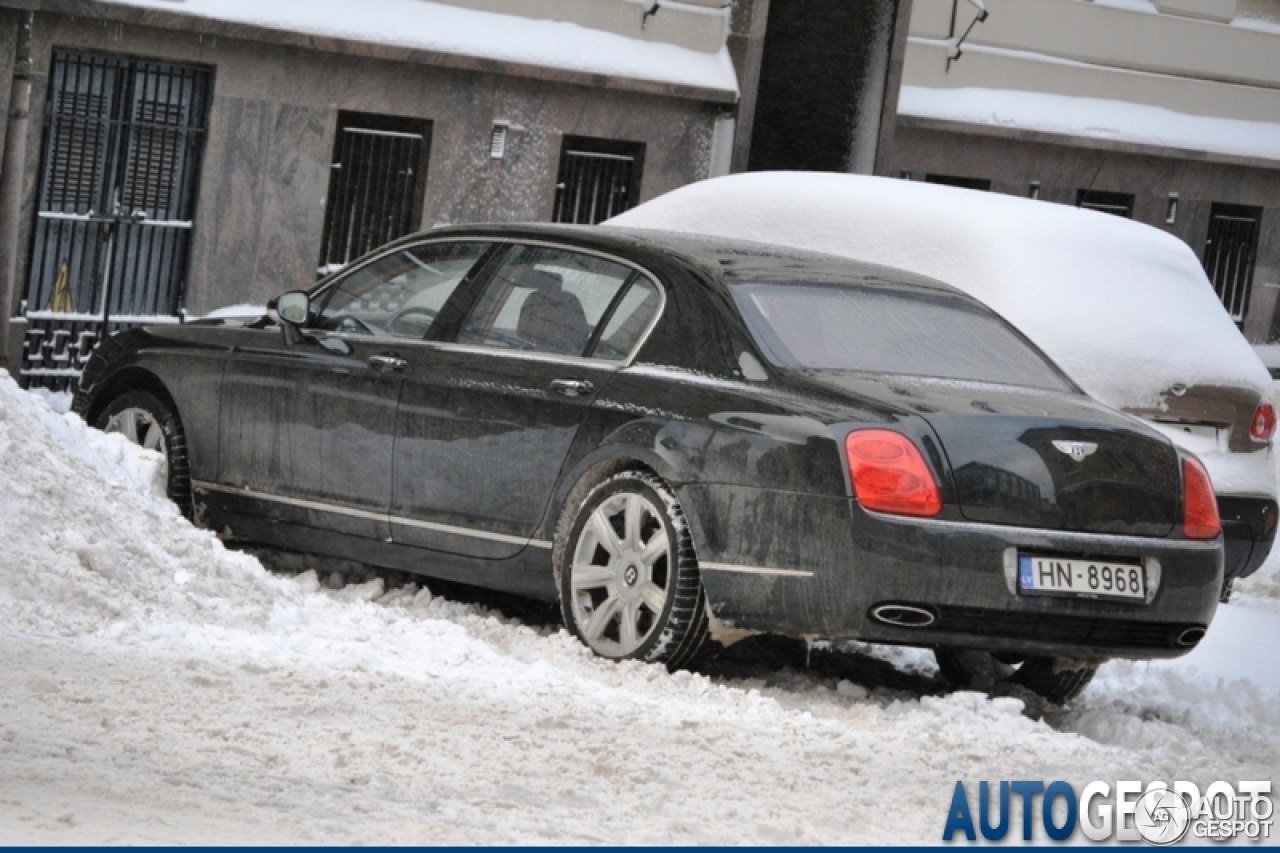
551,378,594,397
367,354,407,372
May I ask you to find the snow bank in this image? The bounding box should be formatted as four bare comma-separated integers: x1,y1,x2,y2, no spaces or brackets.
3,370,1278,842
899,85,1280,163
0,370,277,635
607,173,1274,492
97,0,738,97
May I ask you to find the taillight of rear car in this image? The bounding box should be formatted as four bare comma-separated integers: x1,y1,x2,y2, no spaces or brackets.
1181,457,1220,539
845,430,942,517
1250,403,1276,442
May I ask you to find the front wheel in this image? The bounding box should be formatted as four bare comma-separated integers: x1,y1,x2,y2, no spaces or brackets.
934,648,1097,705
555,470,708,669
96,389,192,518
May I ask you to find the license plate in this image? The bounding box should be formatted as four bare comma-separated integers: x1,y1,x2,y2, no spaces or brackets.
1018,554,1146,601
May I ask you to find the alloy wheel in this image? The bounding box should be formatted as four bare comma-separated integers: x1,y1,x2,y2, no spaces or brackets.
105,406,169,481
569,491,672,657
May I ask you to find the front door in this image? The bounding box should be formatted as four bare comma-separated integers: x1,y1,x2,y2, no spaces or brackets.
391,242,663,559
216,239,493,540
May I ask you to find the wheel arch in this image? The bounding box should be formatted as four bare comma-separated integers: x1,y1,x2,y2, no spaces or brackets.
82,366,179,428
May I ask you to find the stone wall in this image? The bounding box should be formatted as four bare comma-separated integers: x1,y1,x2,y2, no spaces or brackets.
4,9,720,314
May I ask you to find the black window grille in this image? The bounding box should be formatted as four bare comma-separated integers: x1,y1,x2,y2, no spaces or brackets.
1203,203,1262,327
1076,189,1134,218
552,136,644,225
924,174,991,191
317,111,432,276
21,48,212,389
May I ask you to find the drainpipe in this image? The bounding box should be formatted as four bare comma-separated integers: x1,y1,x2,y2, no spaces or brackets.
0,11,33,372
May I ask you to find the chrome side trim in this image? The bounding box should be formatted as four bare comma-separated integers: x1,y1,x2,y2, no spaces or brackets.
864,508,1221,553
393,513,551,549
192,480,551,550
699,562,814,578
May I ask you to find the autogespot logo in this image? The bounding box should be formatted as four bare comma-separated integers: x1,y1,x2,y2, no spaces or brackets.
942,780,1273,844
1134,788,1192,845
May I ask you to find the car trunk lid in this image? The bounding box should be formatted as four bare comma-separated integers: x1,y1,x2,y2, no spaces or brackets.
799,372,1182,536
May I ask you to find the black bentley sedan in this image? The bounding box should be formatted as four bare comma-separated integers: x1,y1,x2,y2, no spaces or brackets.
73,225,1223,703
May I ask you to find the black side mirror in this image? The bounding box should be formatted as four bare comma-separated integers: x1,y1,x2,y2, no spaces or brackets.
277,290,310,346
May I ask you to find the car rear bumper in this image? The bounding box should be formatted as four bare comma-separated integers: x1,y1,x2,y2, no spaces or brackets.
1219,494,1277,583
681,485,1222,660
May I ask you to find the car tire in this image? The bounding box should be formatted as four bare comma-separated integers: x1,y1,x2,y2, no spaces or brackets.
555,470,709,670
96,389,193,519
934,648,1097,705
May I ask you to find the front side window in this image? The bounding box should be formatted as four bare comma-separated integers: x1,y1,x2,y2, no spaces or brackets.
457,245,658,358
314,241,490,338
731,280,1072,391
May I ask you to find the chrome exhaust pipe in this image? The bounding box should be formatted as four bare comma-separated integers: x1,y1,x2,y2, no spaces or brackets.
870,603,937,628
1176,626,1206,647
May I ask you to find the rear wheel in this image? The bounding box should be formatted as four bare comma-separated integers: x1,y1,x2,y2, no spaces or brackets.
555,470,708,669
934,648,1097,705
96,389,192,518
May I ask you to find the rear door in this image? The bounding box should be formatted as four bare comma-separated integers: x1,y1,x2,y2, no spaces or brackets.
391,242,664,559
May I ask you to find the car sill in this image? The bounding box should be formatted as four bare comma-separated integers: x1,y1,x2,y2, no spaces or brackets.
192,480,553,549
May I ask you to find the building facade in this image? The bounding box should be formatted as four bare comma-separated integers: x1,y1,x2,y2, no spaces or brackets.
880,0,1280,343
0,0,740,384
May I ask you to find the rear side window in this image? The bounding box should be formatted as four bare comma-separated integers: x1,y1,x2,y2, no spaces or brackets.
731,282,1071,391
457,245,660,359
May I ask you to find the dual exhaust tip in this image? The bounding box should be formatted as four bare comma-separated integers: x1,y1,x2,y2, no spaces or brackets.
868,603,1207,651
870,603,937,628
1175,626,1206,647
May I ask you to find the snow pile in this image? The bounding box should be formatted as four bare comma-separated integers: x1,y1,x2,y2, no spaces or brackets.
0,371,280,635
607,172,1275,493
898,85,1280,163
97,0,738,97
2,371,1279,842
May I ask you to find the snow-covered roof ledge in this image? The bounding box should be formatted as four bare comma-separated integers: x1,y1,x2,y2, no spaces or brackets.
898,85,1280,168
19,0,740,103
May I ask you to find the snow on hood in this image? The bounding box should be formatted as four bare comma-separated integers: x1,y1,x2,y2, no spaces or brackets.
606,172,1272,412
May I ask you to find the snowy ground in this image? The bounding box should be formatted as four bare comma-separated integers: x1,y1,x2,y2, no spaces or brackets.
1,372,1277,843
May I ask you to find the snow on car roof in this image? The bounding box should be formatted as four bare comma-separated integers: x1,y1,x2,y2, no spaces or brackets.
607,171,1271,411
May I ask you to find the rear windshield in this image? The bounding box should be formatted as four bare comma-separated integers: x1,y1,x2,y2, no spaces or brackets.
731,281,1072,391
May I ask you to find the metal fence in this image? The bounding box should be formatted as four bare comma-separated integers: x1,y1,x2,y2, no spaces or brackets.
21,48,211,388
552,137,643,225
317,113,431,276
1203,203,1262,327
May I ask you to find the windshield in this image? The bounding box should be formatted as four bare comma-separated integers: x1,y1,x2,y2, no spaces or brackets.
731,281,1072,391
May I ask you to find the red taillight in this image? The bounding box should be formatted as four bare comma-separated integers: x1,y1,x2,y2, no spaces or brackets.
1182,457,1220,540
846,430,942,517
1250,403,1276,442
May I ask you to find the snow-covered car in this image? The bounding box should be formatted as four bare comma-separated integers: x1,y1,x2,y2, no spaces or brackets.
75,225,1223,704
608,173,1277,598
